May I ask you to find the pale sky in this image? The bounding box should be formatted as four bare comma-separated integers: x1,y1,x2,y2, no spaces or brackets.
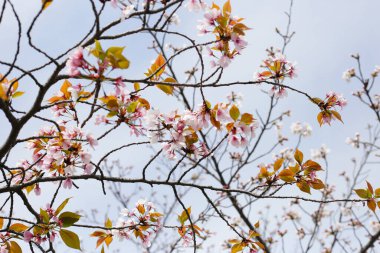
0,0,379,252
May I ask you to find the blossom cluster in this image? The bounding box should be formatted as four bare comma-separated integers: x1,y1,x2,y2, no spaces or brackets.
0,74,24,102
21,198,82,251
115,200,162,247
97,86,150,136
253,49,297,98
310,144,330,160
24,125,97,190
23,204,62,244
144,101,257,159
196,1,249,68
314,91,347,126
49,80,91,119
90,199,162,249
290,122,312,137
346,132,361,148
66,41,130,78
261,149,325,194
342,65,380,81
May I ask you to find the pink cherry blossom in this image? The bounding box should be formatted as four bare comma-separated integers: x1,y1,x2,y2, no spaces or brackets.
186,0,206,12
23,231,34,242
63,178,73,189
66,47,85,77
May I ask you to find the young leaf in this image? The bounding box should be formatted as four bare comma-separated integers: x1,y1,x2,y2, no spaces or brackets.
156,77,175,95
58,212,81,228
331,110,343,123
375,188,380,198
178,207,191,225
354,189,371,199
9,241,22,253
60,229,81,250
278,169,296,182
9,223,28,233
223,0,232,17
105,218,112,229
294,149,303,165
12,91,24,98
240,113,253,125
297,180,311,194
273,158,284,172
367,181,374,195
368,199,377,212
42,0,53,10
317,112,323,126
40,208,50,223
231,242,243,253
229,105,240,121
54,198,71,216
134,82,141,91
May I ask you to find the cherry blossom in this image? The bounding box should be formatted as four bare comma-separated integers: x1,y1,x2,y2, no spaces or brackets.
66,47,85,77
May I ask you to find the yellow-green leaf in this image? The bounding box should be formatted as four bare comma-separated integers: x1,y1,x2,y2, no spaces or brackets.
9,223,28,233
229,104,240,121
273,158,284,172
9,241,22,253
12,91,24,98
240,113,253,125
222,0,231,17
156,77,176,95
59,212,81,228
231,242,243,253
54,198,71,216
297,180,311,194
331,110,343,123
278,169,296,183
294,149,303,165
60,229,81,250
368,199,377,212
354,189,371,199
105,218,112,229
134,82,140,91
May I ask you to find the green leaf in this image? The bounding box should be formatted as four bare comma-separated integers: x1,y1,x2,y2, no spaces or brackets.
59,212,81,228
126,101,138,113
106,46,130,69
40,208,50,223
105,218,112,229
229,105,240,121
178,207,191,225
106,111,118,118
54,198,71,216
60,229,81,250
354,189,371,199
12,91,24,98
